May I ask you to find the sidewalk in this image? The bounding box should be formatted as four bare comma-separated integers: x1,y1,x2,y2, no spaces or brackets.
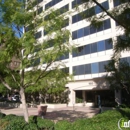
0,106,100,122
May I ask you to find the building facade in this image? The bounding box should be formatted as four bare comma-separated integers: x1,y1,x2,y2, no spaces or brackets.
31,0,130,107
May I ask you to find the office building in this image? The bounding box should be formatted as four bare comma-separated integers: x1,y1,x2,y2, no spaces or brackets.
29,0,130,106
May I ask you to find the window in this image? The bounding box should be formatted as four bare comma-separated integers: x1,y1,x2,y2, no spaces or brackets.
38,0,43,4
45,0,62,10
77,13,83,21
60,52,69,60
90,25,96,34
91,63,99,74
78,46,85,56
61,67,69,74
95,5,102,14
97,25,103,32
113,0,120,7
72,31,77,40
77,28,84,38
73,66,78,75
84,26,90,36
102,1,109,10
105,39,113,50
91,42,97,53
104,19,111,30
84,44,91,54
59,4,69,14
35,31,42,39
97,40,105,52
99,61,108,72
72,50,78,57
72,0,85,8
85,64,91,74
38,7,43,14
78,65,85,75
72,15,77,23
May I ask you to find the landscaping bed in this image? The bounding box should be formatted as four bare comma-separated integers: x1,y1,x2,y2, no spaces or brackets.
0,108,129,130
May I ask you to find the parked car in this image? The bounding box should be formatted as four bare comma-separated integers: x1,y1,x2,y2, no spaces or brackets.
11,95,20,102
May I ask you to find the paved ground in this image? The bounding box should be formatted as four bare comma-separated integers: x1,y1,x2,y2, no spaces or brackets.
0,106,100,122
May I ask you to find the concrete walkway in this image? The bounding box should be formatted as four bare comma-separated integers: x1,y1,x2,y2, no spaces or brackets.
0,106,100,122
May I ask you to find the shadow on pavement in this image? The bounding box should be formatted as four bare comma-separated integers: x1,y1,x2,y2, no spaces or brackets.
45,109,99,122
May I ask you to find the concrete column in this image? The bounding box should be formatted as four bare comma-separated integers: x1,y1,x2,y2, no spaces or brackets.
82,90,86,106
68,89,76,106
115,90,122,106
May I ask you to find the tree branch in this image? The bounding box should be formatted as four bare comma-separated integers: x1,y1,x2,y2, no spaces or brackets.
24,61,54,88
92,0,128,29
10,72,21,87
0,76,12,91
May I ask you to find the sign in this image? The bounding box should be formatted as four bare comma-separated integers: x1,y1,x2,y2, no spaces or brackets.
118,118,130,130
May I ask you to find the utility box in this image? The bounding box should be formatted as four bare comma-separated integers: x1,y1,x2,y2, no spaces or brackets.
38,105,48,118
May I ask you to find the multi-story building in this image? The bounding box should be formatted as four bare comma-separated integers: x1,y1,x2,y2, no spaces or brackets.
30,0,130,107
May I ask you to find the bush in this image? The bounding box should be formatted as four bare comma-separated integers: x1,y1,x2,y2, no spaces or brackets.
4,116,26,130
0,112,6,119
55,120,72,130
3,114,16,120
23,123,38,130
37,117,54,130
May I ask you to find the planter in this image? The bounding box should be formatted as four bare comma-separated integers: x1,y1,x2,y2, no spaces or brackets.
38,105,48,118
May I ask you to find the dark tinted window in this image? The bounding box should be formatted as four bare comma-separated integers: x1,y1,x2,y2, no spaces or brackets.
85,64,91,74
104,19,111,30
35,31,42,39
72,31,77,40
72,15,77,23
73,66,78,75
99,61,108,72
78,65,85,75
90,25,96,34
105,39,113,50
85,44,91,54
77,28,84,38
38,7,43,14
84,26,90,36
91,42,97,53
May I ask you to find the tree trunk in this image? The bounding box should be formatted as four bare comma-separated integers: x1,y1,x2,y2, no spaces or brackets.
20,87,29,122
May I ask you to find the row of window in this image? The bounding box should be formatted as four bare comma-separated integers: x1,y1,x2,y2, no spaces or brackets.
72,1,109,24
45,0,62,10
44,18,69,36
73,60,110,75
73,56,130,76
114,0,128,7
72,38,113,57
44,4,69,21
35,19,111,40
72,0,86,8
72,19,111,40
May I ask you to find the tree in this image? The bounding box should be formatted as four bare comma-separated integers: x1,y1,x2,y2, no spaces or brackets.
105,59,130,105
0,0,72,122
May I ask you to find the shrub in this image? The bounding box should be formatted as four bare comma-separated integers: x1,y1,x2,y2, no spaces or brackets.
4,116,26,130
23,123,38,130
4,114,16,120
55,120,73,130
37,117,54,130
0,112,6,119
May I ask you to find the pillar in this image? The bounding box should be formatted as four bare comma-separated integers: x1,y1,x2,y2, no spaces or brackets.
68,89,76,106
82,90,86,106
115,90,122,106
